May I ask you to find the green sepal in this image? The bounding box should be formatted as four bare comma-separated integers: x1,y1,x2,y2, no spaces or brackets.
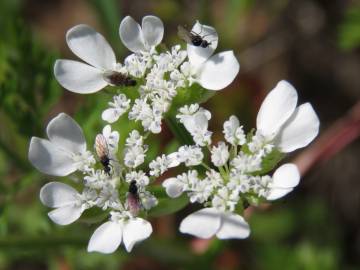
255,149,285,175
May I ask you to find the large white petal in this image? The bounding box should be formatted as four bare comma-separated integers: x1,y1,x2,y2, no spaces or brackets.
119,16,146,53
162,178,184,198
256,80,298,138
87,221,123,254
48,205,83,225
271,163,300,189
187,21,218,68
123,218,152,252
266,187,294,201
54,60,108,94
275,103,320,152
267,163,300,201
28,137,76,176
66,24,116,70
141,15,164,48
46,113,86,153
197,51,239,91
179,208,221,239
216,213,250,239
40,182,78,208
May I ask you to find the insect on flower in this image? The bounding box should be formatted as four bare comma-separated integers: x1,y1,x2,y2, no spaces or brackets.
95,134,111,175
103,71,137,87
127,180,141,216
177,25,213,48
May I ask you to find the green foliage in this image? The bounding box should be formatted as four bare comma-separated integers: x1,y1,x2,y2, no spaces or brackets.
257,148,285,175
148,186,189,217
338,5,360,51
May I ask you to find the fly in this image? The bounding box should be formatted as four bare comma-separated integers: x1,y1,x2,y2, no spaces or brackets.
127,180,141,216
103,71,136,87
177,25,213,48
95,134,111,175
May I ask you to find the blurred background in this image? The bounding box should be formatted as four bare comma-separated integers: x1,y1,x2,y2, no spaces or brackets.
0,0,360,269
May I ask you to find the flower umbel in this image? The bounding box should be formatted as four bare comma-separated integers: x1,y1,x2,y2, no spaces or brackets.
161,80,319,239
29,13,320,254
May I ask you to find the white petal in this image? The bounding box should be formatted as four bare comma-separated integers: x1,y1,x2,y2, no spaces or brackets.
28,137,76,176
216,213,250,239
188,21,218,67
87,221,123,254
66,24,116,70
275,103,320,152
102,125,112,137
48,205,83,225
183,111,209,134
101,108,120,123
267,163,300,201
271,163,300,188
179,208,221,239
141,15,164,47
54,60,108,94
40,182,78,208
167,152,180,167
46,113,86,153
256,80,298,137
119,16,145,53
197,51,240,91
123,218,152,252
162,178,184,198
266,187,294,201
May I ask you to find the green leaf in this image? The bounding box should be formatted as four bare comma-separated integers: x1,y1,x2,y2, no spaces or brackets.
147,186,189,217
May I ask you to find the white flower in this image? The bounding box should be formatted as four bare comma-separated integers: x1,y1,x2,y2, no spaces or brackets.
96,184,121,210
176,104,211,124
211,141,229,167
102,125,119,154
176,145,204,166
162,170,198,198
102,94,131,123
223,116,246,146
54,24,122,94
88,212,152,253
129,99,162,134
231,152,262,174
184,21,239,91
125,171,149,186
181,109,212,146
124,53,148,78
28,113,94,176
211,186,239,212
266,163,300,200
139,191,158,210
119,15,164,53
256,80,320,153
40,182,88,225
149,154,178,177
179,208,250,239
124,146,146,168
125,130,144,147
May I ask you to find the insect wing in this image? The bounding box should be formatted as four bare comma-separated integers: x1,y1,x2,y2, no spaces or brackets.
127,193,141,216
177,25,193,44
95,134,109,159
